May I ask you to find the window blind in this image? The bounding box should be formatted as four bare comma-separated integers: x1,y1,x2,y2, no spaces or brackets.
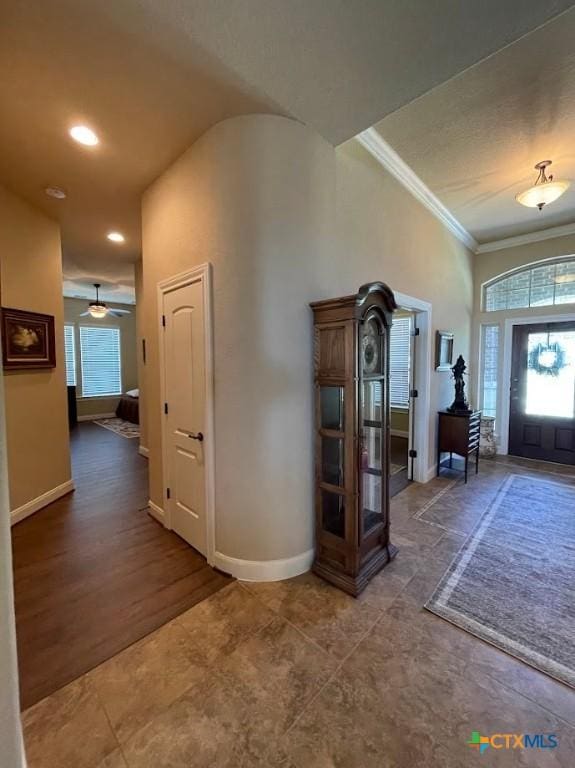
80,326,122,397
64,325,77,387
389,317,411,408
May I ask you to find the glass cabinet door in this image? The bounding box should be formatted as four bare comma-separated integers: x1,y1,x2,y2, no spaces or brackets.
360,313,386,536
318,385,346,539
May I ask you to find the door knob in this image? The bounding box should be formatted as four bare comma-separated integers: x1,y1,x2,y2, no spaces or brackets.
188,431,204,442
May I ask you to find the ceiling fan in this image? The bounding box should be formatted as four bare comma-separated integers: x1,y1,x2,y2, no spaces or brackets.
80,284,132,319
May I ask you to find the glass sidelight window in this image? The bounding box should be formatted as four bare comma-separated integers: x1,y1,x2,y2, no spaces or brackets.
481,324,499,419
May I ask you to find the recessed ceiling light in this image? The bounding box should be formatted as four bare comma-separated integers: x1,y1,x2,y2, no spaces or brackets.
107,231,125,243
45,186,67,199
69,125,99,146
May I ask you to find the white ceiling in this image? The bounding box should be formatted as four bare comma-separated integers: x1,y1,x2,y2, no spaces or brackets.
1,0,573,294
374,6,575,245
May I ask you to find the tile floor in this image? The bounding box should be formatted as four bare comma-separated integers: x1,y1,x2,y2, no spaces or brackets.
21,457,575,767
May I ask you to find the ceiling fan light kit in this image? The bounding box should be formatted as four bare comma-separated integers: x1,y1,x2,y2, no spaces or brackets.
516,160,570,211
81,284,131,319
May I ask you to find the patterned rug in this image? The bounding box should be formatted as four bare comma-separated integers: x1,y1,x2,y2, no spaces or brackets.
425,474,575,688
94,417,140,439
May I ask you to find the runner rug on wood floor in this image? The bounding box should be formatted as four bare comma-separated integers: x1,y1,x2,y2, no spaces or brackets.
94,417,140,439
425,473,575,688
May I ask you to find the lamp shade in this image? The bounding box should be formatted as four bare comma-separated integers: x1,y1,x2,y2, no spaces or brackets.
516,180,570,209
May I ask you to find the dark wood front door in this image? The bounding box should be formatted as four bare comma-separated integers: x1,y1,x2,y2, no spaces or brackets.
509,321,575,464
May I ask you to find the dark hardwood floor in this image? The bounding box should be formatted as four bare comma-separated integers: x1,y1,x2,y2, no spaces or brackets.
12,422,230,710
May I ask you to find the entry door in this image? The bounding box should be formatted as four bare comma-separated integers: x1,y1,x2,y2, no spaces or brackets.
509,321,575,464
163,279,207,555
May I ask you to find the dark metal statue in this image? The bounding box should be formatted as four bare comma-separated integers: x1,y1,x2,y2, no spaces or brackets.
447,355,471,413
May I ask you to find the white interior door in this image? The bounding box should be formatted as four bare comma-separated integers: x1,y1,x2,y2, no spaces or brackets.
163,279,207,556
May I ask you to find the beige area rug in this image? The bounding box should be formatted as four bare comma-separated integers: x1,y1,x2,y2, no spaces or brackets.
390,463,406,476
94,417,140,439
426,474,575,688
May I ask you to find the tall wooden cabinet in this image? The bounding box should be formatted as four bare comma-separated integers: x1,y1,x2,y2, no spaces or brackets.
310,282,398,596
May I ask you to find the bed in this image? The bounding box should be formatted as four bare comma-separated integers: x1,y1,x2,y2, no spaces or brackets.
115,389,140,424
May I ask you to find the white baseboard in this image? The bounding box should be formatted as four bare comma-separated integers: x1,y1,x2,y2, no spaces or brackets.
424,464,438,483
11,479,75,526
148,499,166,525
214,548,314,582
391,429,409,439
138,445,149,458
78,412,116,422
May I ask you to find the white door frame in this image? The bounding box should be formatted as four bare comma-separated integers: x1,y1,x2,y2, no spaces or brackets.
157,263,216,566
499,311,575,455
394,291,432,484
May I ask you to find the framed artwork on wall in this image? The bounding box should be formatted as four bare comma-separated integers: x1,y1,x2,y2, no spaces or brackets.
1,307,56,370
435,330,454,371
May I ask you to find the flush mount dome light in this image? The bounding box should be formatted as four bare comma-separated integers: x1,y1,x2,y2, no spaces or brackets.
516,160,570,211
107,231,125,243
69,125,99,146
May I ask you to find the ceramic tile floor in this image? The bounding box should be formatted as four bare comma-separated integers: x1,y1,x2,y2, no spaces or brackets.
21,457,575,767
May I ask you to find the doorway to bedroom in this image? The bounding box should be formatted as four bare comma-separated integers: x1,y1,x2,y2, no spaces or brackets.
390,308,418,497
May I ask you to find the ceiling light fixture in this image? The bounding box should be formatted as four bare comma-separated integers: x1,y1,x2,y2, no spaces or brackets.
516,160,570,211
69,125,99,146
107,231,125,243
45,186,67,199
80,284,132,319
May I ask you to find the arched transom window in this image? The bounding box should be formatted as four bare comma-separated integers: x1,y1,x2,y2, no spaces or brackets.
484,258,575,312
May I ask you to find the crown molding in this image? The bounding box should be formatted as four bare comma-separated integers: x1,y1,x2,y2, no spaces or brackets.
476,222,575,254
356,127,478,253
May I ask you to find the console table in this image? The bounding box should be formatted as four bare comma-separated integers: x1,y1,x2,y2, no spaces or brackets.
437,410,481,483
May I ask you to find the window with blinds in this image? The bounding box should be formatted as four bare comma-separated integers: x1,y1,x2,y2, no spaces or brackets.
79,326,122,397
389,316,411,408
64,325,77,387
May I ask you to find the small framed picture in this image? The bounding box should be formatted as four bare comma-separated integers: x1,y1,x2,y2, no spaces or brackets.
435,330,454,371
1,307,56,370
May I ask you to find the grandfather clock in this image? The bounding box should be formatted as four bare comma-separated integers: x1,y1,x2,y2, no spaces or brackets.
310,282,398,596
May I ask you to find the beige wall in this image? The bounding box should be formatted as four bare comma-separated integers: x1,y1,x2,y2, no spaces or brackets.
391,408,410,433
0,185,71,513
64,297,138,419
134,261,148,451
335,140,474,471
143,115,334,563
0,332,25,765
142,115,473,567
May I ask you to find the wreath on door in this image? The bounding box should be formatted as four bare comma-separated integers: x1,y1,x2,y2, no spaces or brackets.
528,341,567,377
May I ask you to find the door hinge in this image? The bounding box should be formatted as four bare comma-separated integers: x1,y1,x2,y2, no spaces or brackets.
162,315,166,327
166,487,171,499
412,327,420,336
409,449,418,459
410,389,418,398
164,402,169,415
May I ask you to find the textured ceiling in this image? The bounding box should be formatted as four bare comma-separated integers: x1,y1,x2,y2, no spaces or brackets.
374,7,575,244
1,0,573,294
